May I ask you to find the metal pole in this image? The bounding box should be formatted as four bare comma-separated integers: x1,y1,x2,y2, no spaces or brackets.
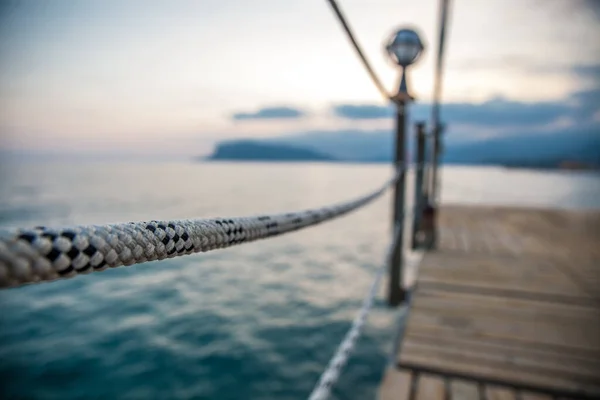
388,98,407,306
411,122,426,249
429,0,450,200
430,124,441,201
422,131,432,216
427,0,451,247
429,123,444,249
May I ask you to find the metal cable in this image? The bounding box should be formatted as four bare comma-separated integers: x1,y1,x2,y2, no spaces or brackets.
431,0,450,128
325,0,390,100
429,0,451,201
0,172,401,289
307,225,402,400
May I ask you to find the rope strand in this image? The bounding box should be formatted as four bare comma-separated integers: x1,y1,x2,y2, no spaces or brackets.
307,225,402,400
0,172,401,289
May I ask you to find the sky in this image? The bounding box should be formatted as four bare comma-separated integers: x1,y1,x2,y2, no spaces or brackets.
0,0,599,158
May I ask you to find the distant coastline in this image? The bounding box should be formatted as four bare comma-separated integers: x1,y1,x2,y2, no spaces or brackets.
203,138,599,170
205,140,337,162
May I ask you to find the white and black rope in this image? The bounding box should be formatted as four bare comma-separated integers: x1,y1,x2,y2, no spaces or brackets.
307,226,401,400
0,173,400,289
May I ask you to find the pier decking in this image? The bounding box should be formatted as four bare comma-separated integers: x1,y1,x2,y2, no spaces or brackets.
380,206,600,400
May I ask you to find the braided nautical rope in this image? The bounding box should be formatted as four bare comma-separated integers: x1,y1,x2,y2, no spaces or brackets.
307,226,401,400
0,171,401,289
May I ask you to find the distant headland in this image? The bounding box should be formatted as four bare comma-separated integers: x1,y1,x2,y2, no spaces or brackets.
205,140,337,162
202,131,600,170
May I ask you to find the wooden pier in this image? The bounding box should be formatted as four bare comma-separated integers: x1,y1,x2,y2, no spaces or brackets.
380,206,600,400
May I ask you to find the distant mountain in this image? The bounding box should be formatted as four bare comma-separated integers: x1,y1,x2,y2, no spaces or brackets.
205,128,600,168
262,129,393,162
206,140,337,162
442,129,600,167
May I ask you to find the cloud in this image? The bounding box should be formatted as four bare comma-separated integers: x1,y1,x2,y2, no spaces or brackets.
568,88,600,119
526,63,600,83
570,64,600,87
571,64,600,78
451,59,600,87
450,55,540,72
331,87,600,130
332,104,394,119
231,106,305,121
440,98,566,128
578,0,600,19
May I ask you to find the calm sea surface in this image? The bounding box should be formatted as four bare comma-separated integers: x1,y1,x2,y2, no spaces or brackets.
0,162,599,400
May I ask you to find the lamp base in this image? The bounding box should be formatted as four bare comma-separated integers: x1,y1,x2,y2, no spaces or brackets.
391,91,414,104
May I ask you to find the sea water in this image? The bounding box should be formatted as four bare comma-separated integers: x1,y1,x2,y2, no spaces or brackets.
0,162,598,399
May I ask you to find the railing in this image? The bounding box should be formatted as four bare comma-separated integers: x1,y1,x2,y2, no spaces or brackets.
0,173,400,289
0,0,450,398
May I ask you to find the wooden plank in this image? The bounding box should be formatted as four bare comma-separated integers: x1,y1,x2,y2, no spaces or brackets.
497,235,523,255
403,323,600,365
407,307,600,353
417,281,597,307
380,206,600,399
402,329,600,377
415,374,446,400
438,227,456,250
406,316,600,357
485,386,517,400
550,260,599,299
401,339,600,385
435,207,600,260
417,253,594,300
520,392,553,400
378,367,412,400
480,232,496,254
418,253,562,281
412,288,600,322
450,379,480,400
399,350,600,397
454,224,489,254
417,277,597,307
408,292,600,352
